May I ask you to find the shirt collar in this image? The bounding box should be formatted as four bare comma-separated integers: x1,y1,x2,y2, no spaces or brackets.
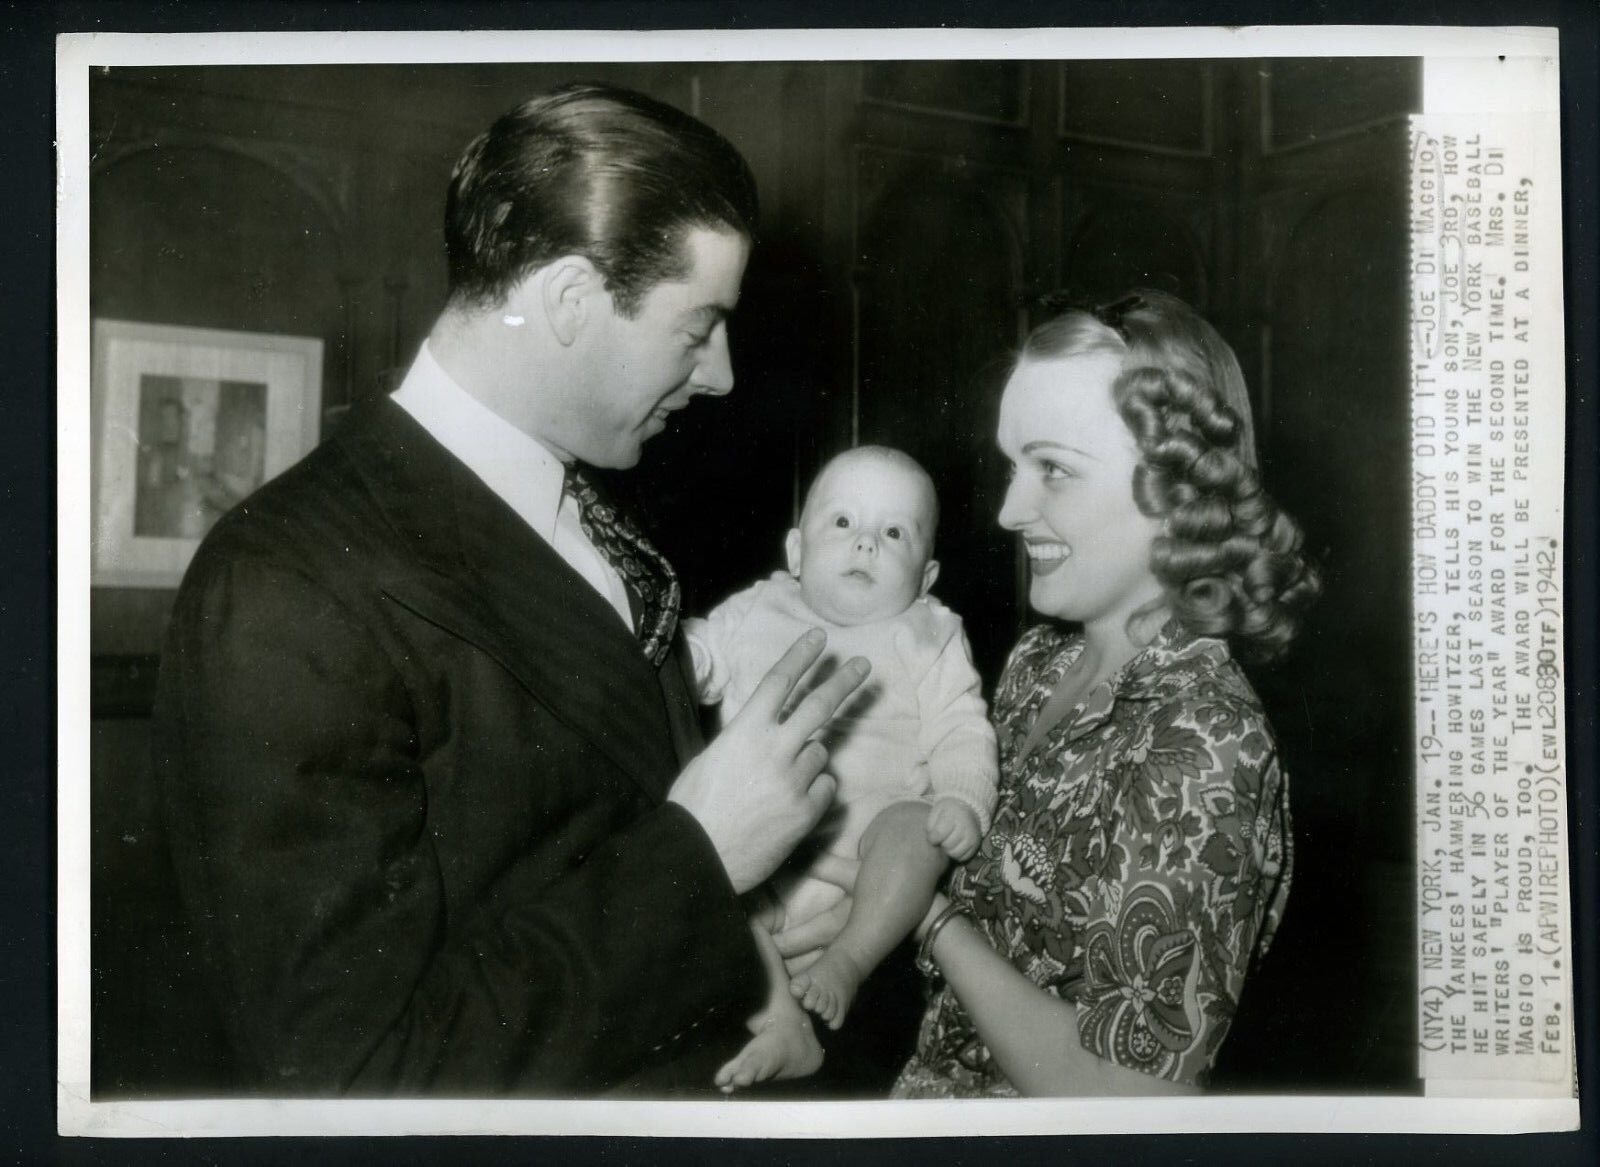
389,341,566,543
1062,619,1233,742
1117,618,1232,701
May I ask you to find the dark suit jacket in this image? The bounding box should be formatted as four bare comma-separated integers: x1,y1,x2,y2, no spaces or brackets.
151,398,764,1095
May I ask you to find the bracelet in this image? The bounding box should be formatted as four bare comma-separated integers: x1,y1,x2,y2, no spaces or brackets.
914,901,965,980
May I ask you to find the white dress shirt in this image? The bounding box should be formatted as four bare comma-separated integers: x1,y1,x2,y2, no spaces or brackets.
390,342,634,629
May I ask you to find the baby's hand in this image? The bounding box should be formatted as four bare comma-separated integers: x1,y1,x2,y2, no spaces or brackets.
926,799,982,861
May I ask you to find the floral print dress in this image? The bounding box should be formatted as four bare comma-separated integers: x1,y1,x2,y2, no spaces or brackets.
892,619,1292,1095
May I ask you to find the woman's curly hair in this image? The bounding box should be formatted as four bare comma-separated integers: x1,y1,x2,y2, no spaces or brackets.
1020,289,1321,662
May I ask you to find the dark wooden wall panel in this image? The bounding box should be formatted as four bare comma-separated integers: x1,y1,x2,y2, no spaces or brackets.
1058,59,1213,154
1061,199,1210,308
90,145,348,391
854,157,1024,679
1261,180,1414,853
863,60,1027,125
1265,58,1420,152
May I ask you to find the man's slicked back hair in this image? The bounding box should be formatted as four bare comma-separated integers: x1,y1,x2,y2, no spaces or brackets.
444,82,759,316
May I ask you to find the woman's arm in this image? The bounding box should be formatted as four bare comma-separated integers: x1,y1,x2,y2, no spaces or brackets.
936,693,1289,1096
919,895,1199,1097
772,855,1194,1095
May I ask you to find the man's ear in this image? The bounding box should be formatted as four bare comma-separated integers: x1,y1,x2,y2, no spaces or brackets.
537,256,605,347
920,558,941,597
784,529,804,578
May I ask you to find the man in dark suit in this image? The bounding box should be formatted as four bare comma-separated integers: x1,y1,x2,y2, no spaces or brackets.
151,83,866,1095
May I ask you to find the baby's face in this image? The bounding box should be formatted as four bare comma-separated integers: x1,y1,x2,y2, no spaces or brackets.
786,456,938,626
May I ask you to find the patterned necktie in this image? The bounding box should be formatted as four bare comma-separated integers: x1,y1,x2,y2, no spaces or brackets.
565,465,680,668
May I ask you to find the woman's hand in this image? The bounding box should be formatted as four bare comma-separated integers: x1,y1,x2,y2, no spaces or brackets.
772,900,848,975
770,852,858,974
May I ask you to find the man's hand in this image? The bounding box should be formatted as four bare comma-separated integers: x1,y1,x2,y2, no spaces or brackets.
669,630,870,894
926,798,982,861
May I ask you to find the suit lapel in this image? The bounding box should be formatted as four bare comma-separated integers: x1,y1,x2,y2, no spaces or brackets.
337,399,680,801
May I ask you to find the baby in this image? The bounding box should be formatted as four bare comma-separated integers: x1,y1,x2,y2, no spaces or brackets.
685,446,999,1090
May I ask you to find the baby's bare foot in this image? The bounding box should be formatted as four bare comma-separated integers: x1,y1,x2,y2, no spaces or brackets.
788,947,867,1029
713,1016,824,1094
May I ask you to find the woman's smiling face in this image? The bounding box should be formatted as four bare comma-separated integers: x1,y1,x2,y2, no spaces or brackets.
996,351,1167,632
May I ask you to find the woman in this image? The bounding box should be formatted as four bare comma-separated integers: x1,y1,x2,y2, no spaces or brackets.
783,290,1318,1095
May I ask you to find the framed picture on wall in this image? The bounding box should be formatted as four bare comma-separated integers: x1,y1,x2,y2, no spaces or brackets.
90,319,323,587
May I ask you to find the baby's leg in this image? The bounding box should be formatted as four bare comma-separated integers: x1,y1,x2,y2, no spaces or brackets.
791,801,946,1028
713,920,823,1093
